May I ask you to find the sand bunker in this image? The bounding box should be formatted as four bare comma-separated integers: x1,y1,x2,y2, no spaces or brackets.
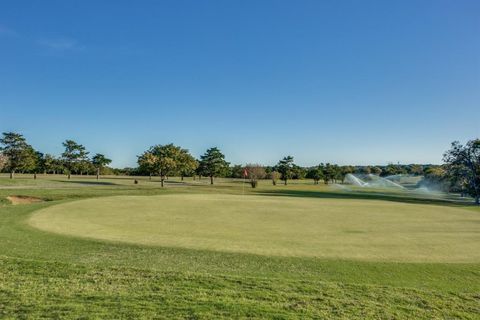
7,195,44,205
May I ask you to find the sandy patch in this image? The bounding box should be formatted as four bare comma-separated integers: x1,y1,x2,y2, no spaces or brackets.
6,195,44,205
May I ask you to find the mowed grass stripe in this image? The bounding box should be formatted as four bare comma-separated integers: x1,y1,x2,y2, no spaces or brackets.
29,194,480,262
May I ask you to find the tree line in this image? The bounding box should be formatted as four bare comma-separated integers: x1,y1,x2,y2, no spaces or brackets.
1,132,478,203
0,132,111,180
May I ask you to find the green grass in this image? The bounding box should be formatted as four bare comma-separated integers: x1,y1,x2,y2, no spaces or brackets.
0,174,479,319
30,194,480,262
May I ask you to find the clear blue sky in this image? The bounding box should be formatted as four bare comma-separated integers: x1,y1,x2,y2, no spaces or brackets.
1,0,479,168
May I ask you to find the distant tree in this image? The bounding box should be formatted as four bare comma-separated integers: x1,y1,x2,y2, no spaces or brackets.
341,166,355,183
306,166,324,184
198,147,229,185
229,165,244,179
270,171,281,185
291,165,306,179
382,164,407,177
420,166,449,191
323,163,337,184
61,140,89,179
138,144,184,187
370,166,382,176
30,151,46,179
245,164,266,188
409,164,424,176
177,150,198,180
92,153,112,180
78,159,95,175
443,139,480,204
356,166,371,175
276,156,295,185
332,164,343,183
0,132,36,179
137,152,156,179
43,154,60,174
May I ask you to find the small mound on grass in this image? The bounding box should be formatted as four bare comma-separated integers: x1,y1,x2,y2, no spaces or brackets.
6,195,44,205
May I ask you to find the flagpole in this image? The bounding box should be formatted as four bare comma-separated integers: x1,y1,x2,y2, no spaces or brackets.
242,173,245,196
242,166,246,196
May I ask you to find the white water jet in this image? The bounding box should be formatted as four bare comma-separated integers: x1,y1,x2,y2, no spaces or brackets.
344,174,367,187
365,174,405,189
344,173,405,189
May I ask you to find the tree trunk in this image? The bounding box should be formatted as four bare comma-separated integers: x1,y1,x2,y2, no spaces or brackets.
68,173,71,179
210,176,214,185
272,180,276,186
284,179,287,185
149,173,152,180
181,175,184,181
96,167,100,180
161,178,164,187
476,195,480,205
10,171,14,179
34,173,37,179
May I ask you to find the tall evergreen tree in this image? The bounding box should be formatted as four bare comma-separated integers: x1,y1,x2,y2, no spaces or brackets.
276,156,295,185
198,147,229,185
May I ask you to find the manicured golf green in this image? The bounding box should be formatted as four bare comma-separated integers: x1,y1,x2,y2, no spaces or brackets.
29,194,480,262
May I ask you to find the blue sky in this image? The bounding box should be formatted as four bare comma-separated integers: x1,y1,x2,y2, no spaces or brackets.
1,0,479,167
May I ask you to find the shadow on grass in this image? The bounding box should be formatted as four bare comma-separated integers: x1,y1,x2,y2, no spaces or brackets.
256,189,475,207
54,180,118,186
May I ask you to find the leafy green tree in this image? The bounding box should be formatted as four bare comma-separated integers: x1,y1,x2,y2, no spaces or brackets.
92,153,112,180
323,163,341,184
30,151,46,179
443,139,480,204
333,165,343,183
291,165,306,179
138,144,185,187
276,156,295,185
370,166,382,176
229,165,244,178
137,152,156,179
198,147,229,184
409,164,424,175
420,166,449,191
61,140,89,179
356,166,371,174
0,132,36,179
382,164,407,177
177,150,198,181
34,152,46,176
306,166,324,184
43,154,60,174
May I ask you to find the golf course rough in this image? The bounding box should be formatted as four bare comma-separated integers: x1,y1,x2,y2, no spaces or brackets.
29,194,480,263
